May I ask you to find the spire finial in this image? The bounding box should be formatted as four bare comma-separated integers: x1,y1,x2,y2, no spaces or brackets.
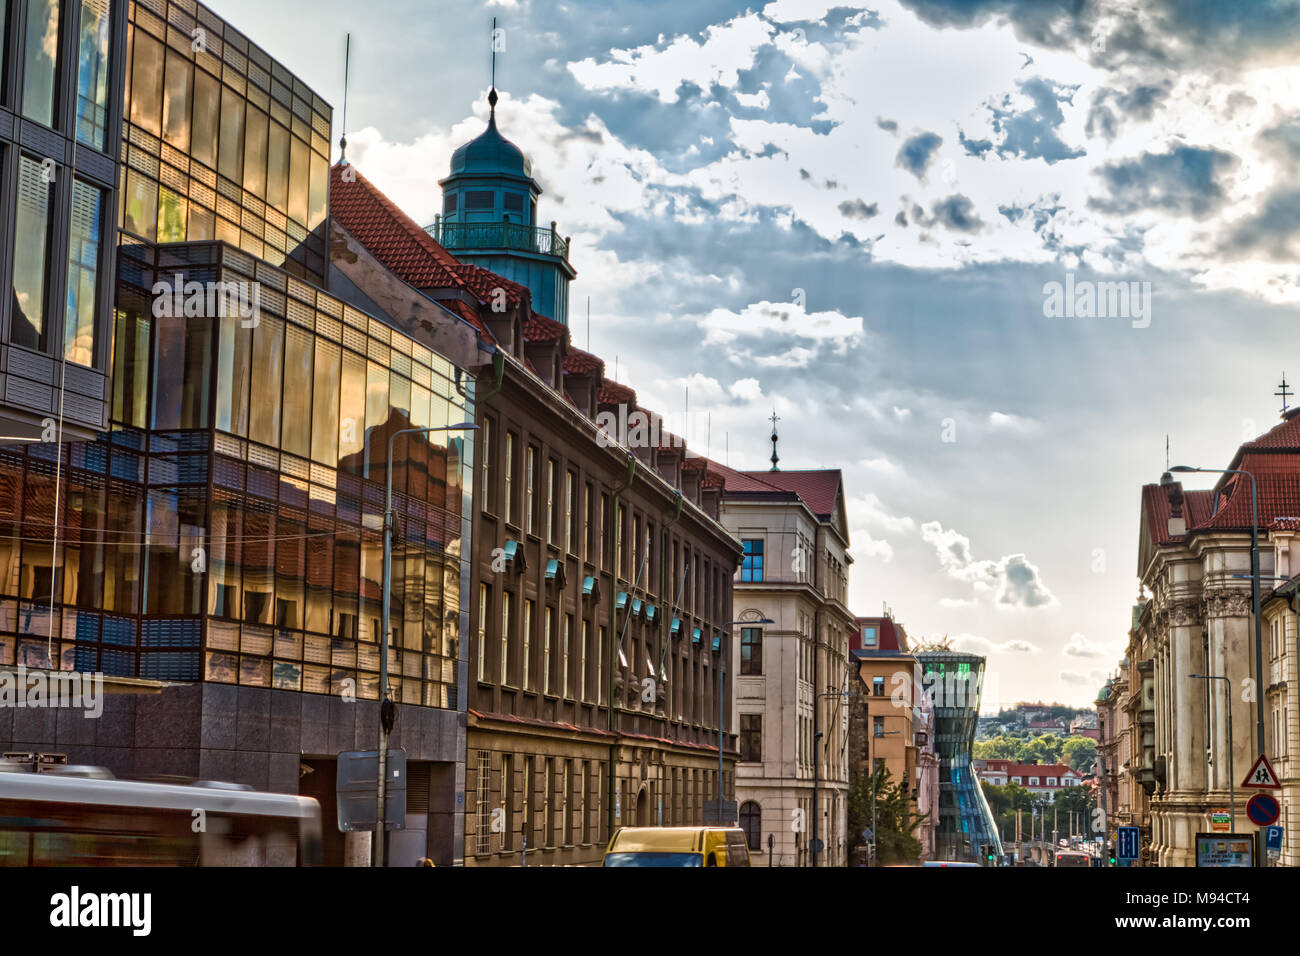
769,411,781,472
488,17,500,119
1277,373,1292,415
339,33,352,162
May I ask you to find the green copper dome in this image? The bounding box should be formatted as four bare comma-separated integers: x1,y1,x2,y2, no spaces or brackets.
448,94,532,180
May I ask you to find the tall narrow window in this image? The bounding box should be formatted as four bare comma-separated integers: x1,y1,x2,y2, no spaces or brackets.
481,418,492,512
526,446,536,535
741,540,764,582
22,0,62,127
598,626,607,705
504,432,515,524
543,606,553,695
75,0,112,149
12,156,56,352
477,583,488,682
218,86,245,184
161,49,194,152
64,179,103,367
500,591,512,685
581,620,590,702
583,482,593,562
522,599,533,691
547,460,557,543
599,494,609,569
566,471,576,553
740,627,762,677
563,614,572,699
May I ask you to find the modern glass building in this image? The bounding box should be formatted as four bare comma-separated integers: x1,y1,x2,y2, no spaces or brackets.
918,650,1004,864
1,0,127,440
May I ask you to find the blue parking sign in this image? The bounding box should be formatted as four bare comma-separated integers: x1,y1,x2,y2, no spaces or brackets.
1117,826,1140,861
1266,826,1284,852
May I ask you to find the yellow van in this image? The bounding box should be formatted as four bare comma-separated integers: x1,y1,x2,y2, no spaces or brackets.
602,827,752,867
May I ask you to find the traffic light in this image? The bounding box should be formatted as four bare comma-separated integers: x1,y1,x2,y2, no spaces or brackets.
1108,845,1116,866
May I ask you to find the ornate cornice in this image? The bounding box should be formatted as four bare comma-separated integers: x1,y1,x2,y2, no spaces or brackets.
1204,588,1252,619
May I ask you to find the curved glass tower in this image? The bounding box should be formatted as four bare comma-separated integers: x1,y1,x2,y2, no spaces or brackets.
917,651,1004,865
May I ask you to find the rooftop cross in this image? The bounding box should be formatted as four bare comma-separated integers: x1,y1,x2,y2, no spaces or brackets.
1276,374,1292,414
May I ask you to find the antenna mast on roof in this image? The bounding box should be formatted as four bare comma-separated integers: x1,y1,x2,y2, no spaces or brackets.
339,34,352,163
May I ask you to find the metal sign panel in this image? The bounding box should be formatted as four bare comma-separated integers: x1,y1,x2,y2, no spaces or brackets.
1117,826,1140,861
1242,753,1281,789
1246,793,1280,827
1266,825,1284,852
1195,833,1254,868
336,749,407,832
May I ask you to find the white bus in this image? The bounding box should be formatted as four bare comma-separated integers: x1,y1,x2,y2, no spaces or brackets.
0,764,322,867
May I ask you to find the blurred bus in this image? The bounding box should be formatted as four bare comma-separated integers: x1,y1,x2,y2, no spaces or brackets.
0,763,322,866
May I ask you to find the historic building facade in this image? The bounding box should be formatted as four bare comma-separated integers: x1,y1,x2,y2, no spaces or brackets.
329,96,745,866
1259,521,1300,866
715,463,854,867
1127,411,1300,864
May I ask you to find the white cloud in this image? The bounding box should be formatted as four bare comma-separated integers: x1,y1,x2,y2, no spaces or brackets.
1063,633,1119,659
695,300,866,356
951,634,1040,655
921,521,1057,608
1060,669,1108,687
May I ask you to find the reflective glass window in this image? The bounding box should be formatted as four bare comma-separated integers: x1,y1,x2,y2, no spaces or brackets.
311,340,340,466
364,361,388,478
65,179,104,367
110,308,150,428
156,185,187,242
338,350,366,473
308,152,328,230
218,86,245,183
22,0,61,127
123,167,158,241
289,135,309,226
145,490,206,615
244,107,268,196
280,324,313,458
209,491,243,618
151,314,212,430
128,27,163,136
267,122,289,213
162,50,193,151
214,313,252,436
75,0,112,149
191,68,220,169
248,316,285,447
12,156,56,352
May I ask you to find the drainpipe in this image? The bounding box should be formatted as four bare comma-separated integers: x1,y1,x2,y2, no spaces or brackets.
476,349,507,408
607,455,637,839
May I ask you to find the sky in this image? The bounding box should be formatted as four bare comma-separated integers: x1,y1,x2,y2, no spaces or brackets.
211,0,1300,709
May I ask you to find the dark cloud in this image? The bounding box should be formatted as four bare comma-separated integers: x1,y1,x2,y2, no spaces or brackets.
1088,145,1238,218
1225,189,1300,259
877,117,898,133
929,194,984,233
839,199,879,220
1000,555,1055,608
980,77,1084,164
1086,82,1171,140
896,131,944,180
959,130,994,157
1259,116,1300,168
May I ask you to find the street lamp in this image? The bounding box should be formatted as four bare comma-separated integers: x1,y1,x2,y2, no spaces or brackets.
1169,466,1265,756
868,725,902,866
718,617,774,832
374,422,477,867
1190,673,1234,832
812,686,849,868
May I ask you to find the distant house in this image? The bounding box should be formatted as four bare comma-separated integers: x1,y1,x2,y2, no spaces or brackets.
1027,720,1068,736
976,760,1082,797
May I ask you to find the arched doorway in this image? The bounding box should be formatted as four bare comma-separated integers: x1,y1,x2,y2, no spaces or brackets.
636,788,649,826
740,801,762,851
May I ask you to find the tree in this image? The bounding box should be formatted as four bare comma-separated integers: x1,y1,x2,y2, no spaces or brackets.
1061,736,1098,773
848,764,929,865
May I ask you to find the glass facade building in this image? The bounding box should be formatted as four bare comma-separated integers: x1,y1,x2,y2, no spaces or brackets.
1,0,127,440
118,0,331,283
918,651,1004,864
0,241,474,710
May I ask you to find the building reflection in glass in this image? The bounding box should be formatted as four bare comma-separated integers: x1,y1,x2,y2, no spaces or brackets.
0,242,473,710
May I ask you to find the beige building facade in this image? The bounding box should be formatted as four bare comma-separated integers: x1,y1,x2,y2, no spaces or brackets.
717,465,855,866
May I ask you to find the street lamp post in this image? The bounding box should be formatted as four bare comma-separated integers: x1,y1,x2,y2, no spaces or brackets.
868,722,901,867
1190,673,1235,830
1169,466,1265,756
375,422,477,868
718,618,774,832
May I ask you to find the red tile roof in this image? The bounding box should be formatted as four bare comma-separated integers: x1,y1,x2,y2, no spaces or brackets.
599,380,636,406
523,314,567,342
563,347,604,376
708,460,843,520
456,261,530,309
853,616,907,652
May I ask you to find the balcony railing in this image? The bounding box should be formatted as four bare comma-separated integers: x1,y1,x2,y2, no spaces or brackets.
429,220,570,261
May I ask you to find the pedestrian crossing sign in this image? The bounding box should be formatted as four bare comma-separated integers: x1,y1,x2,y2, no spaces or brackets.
1242,754,1281,790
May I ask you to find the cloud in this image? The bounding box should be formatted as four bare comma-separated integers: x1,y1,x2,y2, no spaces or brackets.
694,299,867,357
838,198,879,220
1086,82,1171,141
921,521,1057,608
851,492,915,534
928,194,984,233
1063,633,1110,658
989,410,1039,434
896,131,944,180
977,76,1085,164
951,634,1040,655
1060,669,1108,687
1089,145,1239,219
